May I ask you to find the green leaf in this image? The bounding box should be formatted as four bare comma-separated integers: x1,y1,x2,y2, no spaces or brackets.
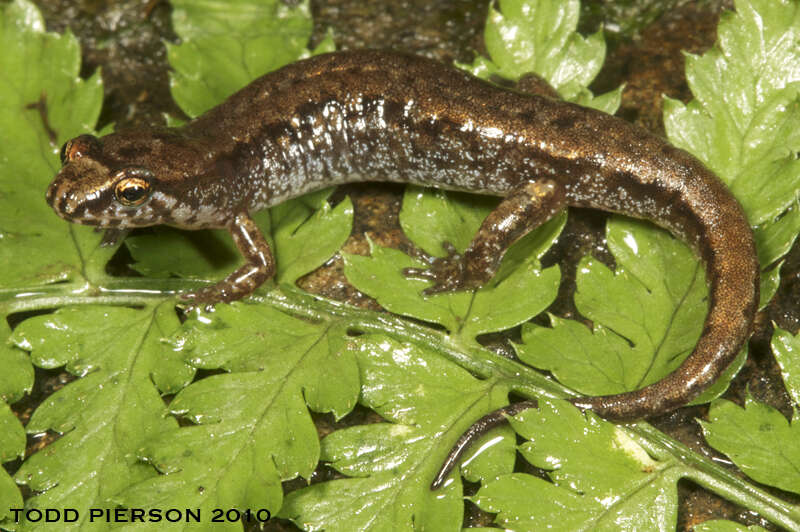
400,187,495,257
757,263,782,310
8,303,191,528
0,398,25,464
117,303,360,516
126,226,240,281
169,0,320,117
517,217,743,401
700,397,800,495
755,205,800,268
472,401,684,530
0,319,33,404
280,334,515,531
462,0,621,111
771,326,800,406
270,190,353,284
343,187,564,346
0,0,108,290
663,0,800,276
0,470,23,526
0,401,25,523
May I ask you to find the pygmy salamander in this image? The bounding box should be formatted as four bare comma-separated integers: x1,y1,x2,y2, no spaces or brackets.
46,50,759,489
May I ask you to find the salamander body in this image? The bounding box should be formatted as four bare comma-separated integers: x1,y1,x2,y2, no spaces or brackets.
46,50,759,485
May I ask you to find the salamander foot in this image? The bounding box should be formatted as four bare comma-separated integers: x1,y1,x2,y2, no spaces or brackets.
402,241,483,294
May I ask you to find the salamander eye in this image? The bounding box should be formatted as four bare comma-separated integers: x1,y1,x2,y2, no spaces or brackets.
114,168,153,207
60,134,100,165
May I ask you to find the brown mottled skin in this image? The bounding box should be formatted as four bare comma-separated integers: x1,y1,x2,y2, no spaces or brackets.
46,50,759,489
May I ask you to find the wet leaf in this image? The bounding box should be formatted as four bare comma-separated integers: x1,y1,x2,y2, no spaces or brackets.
771,326,800,405
0,402,25,523
460,0,622,111
700,397,800,495
116,303,360,517
169,0,319,117
280,334,516,531
8,304,192,528
343,187,564,347
473,401,685,531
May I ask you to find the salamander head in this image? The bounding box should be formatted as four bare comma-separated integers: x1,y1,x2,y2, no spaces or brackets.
46,131,224,229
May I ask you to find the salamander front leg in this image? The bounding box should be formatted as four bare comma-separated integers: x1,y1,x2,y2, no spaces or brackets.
182,212,275,304
404,180,567,294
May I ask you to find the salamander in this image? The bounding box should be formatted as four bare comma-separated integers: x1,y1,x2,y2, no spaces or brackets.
46,50,760,489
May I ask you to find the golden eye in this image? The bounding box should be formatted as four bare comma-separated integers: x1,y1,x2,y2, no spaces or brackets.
115,176,151,207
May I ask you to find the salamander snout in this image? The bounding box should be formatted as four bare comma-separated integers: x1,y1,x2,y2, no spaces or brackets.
45,180,56,209
46,170,97,224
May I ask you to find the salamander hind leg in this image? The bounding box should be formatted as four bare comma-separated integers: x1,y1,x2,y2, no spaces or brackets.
403,180,567,295
181,212,275,305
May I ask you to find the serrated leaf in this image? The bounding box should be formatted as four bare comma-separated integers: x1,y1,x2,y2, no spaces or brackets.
0,402,25,522
0,319,33,403
344,187,564,346
517,217,743,402
0,475,22,525
771,327,800,406
472,400,684,531
116,421,283,530
0,0,109,290
8,303,191,530
758,263,782,310
281,334,516,531
700,397,800,495
463,0,620,111
117,303,360,517
0,400,25,463
169,0,319,117
663,0,800,273
126,226,240,280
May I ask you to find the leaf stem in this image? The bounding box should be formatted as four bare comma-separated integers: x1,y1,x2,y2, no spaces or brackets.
632,422,800,530
0,279,206,314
